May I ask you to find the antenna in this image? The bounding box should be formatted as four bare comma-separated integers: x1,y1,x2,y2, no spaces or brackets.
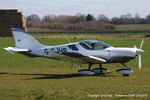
63,33,71,44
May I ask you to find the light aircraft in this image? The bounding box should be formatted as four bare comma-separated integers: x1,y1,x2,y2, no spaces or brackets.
4,28,144,76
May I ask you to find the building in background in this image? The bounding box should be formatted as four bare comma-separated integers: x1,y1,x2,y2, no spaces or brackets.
0,9,27,37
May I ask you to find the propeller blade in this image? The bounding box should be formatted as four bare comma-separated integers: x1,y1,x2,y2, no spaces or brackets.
139,54,141,70
134,44,137,48
140,39,144,49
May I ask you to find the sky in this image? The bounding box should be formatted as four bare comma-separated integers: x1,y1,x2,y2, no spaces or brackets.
0,0,150,18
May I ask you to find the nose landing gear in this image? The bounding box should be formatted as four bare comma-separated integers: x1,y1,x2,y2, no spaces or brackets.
116,63,133,76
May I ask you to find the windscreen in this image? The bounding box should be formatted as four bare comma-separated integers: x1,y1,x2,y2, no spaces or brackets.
79,40,111,50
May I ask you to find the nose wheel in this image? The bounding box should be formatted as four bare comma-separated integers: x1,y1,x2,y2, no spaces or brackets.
116,63,133,76
123,74,130,76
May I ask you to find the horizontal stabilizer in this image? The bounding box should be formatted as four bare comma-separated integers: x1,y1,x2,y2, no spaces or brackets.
3,47,29,54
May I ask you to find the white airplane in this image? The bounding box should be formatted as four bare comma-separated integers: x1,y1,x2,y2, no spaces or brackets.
4,28,144,76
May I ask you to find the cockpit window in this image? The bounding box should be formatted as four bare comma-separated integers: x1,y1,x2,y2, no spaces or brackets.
79,40,111,50
68,44,79,51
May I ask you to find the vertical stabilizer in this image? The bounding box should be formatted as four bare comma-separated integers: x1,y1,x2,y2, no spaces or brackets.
12,28,42,49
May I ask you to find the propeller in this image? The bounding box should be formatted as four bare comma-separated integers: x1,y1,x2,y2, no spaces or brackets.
140,39,144,49
138,54,141,70
135,39,144,70
134,44,137,48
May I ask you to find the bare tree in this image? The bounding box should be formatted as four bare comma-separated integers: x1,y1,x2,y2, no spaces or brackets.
42,15,57,22
98,14,109,23
145,14,150,24
26,14,41,27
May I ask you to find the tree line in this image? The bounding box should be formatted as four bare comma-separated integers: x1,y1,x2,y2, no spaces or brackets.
25,13,150,31
110,13,150,24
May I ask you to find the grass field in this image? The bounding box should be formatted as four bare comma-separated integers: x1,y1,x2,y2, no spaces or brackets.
28,24,150,33
116,24,150,31
0,34,150,100
28,28,52,33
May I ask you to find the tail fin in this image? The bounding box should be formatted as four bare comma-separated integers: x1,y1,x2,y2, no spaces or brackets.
12,28,42,49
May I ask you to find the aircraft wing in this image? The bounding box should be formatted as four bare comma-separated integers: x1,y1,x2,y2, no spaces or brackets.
55,52,107,64
87,55,107,63
3,47,30,54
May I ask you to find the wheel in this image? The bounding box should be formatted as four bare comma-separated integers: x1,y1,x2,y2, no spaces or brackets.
123,74,130,76
78,69,95,76
93,68,109,74
117,69,133,76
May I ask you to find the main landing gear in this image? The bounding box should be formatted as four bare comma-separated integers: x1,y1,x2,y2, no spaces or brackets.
78,64,109,76
116,63,133,76
78,63,133,76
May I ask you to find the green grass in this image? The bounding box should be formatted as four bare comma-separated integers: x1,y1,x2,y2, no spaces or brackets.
0,35,150,100
28,24,150,33
116,24,150,31
28,27,52,33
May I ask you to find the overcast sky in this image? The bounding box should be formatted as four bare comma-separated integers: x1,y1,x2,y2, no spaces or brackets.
0,0,150,18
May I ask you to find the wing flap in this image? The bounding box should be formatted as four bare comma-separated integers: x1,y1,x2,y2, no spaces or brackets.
3,47,29,54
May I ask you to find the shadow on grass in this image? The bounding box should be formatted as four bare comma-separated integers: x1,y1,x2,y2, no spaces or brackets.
0,72,8,75
12,73,82,79
11,73,119,80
